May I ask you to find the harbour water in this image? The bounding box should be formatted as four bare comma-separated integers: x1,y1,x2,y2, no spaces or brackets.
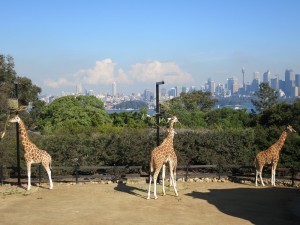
106,103,255,115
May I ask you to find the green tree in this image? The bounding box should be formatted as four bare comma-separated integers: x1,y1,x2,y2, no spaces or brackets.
166,91,217,112
36,95,112,134
205,107,250,129
251,83,278,113
161,91,217,127
114,100,148,109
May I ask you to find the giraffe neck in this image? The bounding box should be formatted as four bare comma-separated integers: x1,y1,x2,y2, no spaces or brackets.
162,125,175,146
18,120,31,148
274,130,287,152
169,120,174,130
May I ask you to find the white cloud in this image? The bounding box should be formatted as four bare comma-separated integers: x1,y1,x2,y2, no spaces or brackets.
128,60,193,84
44,77,72,88
44,59,192,89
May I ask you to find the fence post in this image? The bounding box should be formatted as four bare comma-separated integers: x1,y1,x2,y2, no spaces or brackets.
185,165,189,181
291,168,295,187
75,164,79,184
1,165,3,186
113,164,116,181
39,164,42,186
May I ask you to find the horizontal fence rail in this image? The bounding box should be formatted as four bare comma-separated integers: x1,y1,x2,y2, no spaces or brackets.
1,164,300,186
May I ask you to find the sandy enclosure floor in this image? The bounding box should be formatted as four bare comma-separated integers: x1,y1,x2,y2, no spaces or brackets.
1,181,300,225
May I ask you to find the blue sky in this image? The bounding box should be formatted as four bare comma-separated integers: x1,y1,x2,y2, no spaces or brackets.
1,0,300,95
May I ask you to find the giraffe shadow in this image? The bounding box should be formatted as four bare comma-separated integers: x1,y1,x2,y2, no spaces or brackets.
114,181,148,199
186,187,300,225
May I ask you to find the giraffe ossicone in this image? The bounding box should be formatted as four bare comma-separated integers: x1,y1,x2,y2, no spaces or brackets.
9,115,53,191
254,125,296,187
147,115,179,200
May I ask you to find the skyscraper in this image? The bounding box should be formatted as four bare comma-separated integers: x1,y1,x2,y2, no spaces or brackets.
207,78,215,95
271,75,279,90
285,69,294,97
227,77,238,95
251,72,260,92
263,70,271,85
112,82,117,96
175,86,182,97
76,83,83,95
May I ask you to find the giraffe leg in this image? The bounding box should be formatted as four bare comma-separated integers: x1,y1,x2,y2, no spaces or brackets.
162,164,166,196
27,162,32,191
147,173,153,200
44,164,53,190
255,169,258,186
259,167,265,186
169,162,178,196
153,176,158,200
153,167,161,200
272,165,277,187
173,168,177,189
169,165,177,188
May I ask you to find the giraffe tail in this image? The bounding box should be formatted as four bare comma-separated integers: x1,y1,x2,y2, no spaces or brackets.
149,155,154,175
253,157,257,169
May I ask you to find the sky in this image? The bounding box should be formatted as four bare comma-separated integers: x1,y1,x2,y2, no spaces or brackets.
1,0,300,95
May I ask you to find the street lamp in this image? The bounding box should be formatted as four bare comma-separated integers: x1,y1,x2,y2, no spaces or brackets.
155,81,164,146
13,80,21,185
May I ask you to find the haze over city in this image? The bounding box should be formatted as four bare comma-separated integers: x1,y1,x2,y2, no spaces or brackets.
1,0,300,96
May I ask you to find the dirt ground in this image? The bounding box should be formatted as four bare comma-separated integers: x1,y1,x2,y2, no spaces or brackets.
1,180,300,225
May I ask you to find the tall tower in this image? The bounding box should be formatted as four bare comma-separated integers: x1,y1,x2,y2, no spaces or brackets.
242,67,245,89
112,82,117,97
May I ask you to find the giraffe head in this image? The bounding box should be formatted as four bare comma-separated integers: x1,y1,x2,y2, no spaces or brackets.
9,115,21,123
286,125,296,133
168,115,178,123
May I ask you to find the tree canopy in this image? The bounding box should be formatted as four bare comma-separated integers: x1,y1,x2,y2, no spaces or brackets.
251,83,279,113
36,95,112,134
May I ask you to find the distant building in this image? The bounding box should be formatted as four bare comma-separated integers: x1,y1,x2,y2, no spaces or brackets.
76,83,83,95
144,89,154,101
175,86,182,97
207,78,215,95
285,69,294,97
271,76,279,90
160,88,167,97
250,72,260,92
295,74,300,96
112,82,117,96
227,77,238,95
263,70,271,85
169,88,176,98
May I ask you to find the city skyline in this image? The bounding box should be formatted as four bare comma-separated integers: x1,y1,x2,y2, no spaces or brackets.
1,1,300,95
45,67,299,100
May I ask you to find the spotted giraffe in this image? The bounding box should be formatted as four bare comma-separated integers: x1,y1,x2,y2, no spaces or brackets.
255,125,296,186
147,115,178,200
9,115,53,190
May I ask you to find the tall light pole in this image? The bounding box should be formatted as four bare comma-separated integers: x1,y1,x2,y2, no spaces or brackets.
14,80,21,185
156,81,164,146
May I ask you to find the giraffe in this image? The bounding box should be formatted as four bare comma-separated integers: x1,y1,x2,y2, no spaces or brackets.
147,115,178,200
255,125,296,187
9,115,53,191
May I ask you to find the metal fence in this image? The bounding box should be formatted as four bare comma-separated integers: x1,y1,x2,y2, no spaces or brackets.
1,164,300,186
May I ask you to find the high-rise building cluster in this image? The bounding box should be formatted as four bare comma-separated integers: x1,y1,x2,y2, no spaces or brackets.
206,69,300,98
40,68,299,109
